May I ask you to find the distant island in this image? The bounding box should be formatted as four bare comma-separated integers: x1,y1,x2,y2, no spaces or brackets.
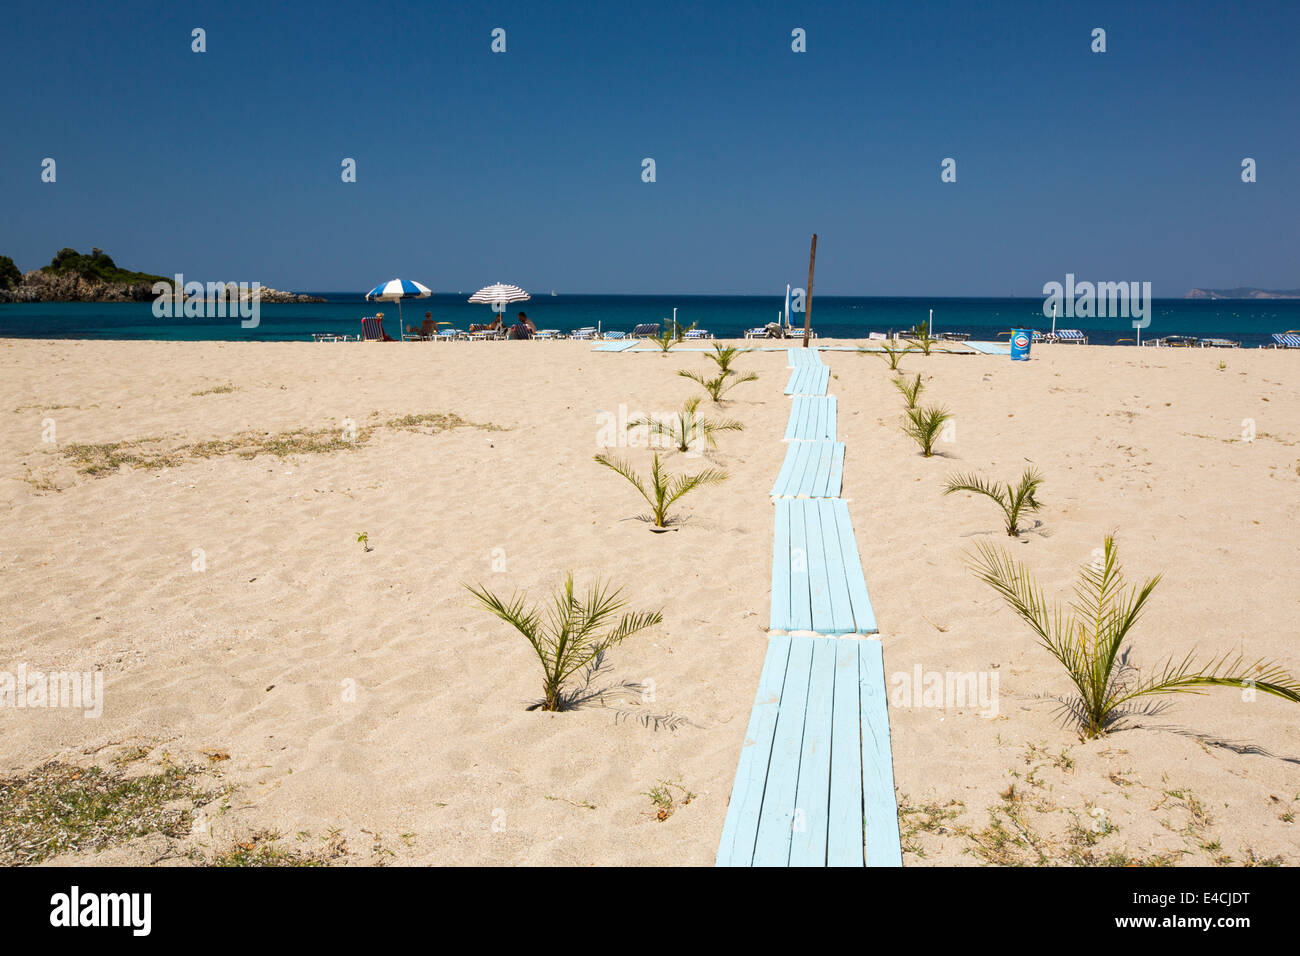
0,248,325,303
1185,287,1300,299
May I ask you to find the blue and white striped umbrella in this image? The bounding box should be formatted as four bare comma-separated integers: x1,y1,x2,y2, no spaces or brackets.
366,278,432,301
365,278,431,339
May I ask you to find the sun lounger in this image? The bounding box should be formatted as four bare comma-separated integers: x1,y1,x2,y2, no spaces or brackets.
361,316,394,342
631,323,659,338
436,328,463,341
603,330,626,340
684,329,713,339
533,329,562,340
744,327,769,339
311,332,344,342
1199,338,1240,349
569,327,599,340
1054,329,1087,344
1270,333,1300,349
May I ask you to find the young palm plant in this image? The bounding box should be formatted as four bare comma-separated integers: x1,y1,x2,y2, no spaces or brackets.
652,320,695,354
944,467,1045,536
893,373,925,409
902,404,952,456
704,344,751,375
628,396,743,452
861,340,914,371
678,367,760,403
594,451,727,530
908,322,943,356
466,574,662,712
967,536,1300,738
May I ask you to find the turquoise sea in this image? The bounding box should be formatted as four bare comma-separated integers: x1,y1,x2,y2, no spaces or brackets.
1,295,1297,347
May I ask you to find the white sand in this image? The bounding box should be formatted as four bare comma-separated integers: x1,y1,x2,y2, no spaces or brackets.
1,338,1297,865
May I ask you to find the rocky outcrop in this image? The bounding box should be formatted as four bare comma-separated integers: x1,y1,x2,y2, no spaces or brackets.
0,271,325,303
1185,287,1300,299
0,269,157,302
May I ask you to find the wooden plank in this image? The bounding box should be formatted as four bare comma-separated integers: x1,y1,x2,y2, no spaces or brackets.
827,640,866,866
817,498,856,633
825,396,837,440
752,636,814,865
716,634,793,866
783,369,800,396
783,396,805,441
803,500,836,634
790,441,816,495
769,499,791,632
859,640,903,867
810,365,830,395
824,441,846,498
788,637,836,866
788,497,812,631
769,442,803,497
810,440,837,497
830,498,878,634
810,395,826,440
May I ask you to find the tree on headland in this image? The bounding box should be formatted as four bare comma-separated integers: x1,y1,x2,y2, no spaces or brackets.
0,256,21,290
40,247,166,285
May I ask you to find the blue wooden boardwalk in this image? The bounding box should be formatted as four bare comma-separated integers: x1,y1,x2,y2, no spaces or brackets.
784,365,831,396
769,498,877,635
716,634,902,867
784,396,837,442
787,348,825,368
770,440,845,499
584,341,902,866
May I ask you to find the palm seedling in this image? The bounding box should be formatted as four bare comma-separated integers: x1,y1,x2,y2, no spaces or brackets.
466,574,663,712
861,340,914,371
704,344,751,375
967,535,1300,739
678,367,759,402
594,451,727,530
893,373,925,409
908,322,943,356
944,467,1044,536
902,404,952,456
628,396,743,452
652,320,695,354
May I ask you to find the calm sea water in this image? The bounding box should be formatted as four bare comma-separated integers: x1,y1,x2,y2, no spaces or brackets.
1,294,1297,346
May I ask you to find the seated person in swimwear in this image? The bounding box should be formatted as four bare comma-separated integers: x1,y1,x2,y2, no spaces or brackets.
508,311,536,339
470,311,506,334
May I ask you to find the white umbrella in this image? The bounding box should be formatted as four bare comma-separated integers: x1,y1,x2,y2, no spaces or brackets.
365,278,432,339
468,283,530,327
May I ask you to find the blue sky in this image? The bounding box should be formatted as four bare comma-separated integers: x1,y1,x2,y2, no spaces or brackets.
2,0,1297,295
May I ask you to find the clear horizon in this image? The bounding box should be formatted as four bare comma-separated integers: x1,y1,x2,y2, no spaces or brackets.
3,0,1298,296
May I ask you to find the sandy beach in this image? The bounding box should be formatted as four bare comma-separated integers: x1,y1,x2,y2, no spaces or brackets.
1,338,1297,866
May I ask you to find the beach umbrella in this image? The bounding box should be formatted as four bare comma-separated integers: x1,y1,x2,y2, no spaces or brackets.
468,283,530,326
365,278,432,338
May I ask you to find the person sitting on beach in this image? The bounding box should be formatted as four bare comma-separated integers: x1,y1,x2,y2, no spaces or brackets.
470,311,506,334
508,311,535,340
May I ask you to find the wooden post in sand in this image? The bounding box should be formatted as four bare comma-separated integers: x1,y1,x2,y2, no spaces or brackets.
802,233,817,348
